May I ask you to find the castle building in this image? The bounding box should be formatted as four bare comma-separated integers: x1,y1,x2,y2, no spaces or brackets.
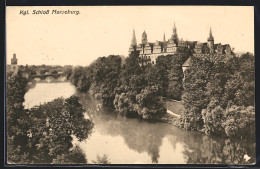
11,53,18,74
129,25,235,69
193,27,233,58
183,27,235,72
129,23,195,65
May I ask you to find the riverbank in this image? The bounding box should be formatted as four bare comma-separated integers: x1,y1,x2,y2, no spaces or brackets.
21,82,255,164
165,99,185,115
159,99,184,124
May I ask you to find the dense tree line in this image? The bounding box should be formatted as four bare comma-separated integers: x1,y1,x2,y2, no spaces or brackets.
156,52,189,99
70,52,190,120
69,51,254,138
6,71,93,164
177,53,255,138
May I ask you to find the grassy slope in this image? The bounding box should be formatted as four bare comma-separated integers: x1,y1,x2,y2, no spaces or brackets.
165,100,185,115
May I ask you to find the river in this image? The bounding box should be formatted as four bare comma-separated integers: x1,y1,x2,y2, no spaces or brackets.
23,82,256,164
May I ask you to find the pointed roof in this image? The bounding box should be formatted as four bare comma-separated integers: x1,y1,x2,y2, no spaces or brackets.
142,30,147,39
173,22,177,34
207,27,214,41
182,57,191,67
131,29,137,46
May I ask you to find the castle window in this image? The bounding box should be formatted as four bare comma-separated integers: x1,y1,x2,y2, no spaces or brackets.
152,61,154,64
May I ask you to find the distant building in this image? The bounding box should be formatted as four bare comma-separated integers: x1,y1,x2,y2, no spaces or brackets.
129,23,196,65
10,53,29,78
182,57,191,73
182,28,235,72
129,25,235,70
11,53,18,74
193,27,234,58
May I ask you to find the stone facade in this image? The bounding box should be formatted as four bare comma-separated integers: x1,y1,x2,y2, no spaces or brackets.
129,25,235,69
129,23,197,66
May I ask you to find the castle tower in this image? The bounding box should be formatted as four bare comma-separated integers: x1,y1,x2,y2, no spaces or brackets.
11,53,18,74
129,29,138,54
142,31,148,45
131,29,137,47
171,22,179,46
207,27,214,53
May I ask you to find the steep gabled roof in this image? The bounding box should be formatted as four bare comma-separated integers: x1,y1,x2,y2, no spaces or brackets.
182,57,191,67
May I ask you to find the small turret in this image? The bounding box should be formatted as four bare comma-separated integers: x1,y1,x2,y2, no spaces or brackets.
131,29,137,47
173,22,177,35
11,53,17,65
11,53,18,74
163,33,167,52
142,31,148,45
207,27,214,41
171,22,179,46
207,27,214,53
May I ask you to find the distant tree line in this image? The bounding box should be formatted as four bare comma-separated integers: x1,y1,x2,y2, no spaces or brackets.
6,71,93,164
13,64,73,78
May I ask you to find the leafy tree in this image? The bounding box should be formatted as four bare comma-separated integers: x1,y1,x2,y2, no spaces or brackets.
223,53,255,107
70,66,84,87
222,105,255,138
121,51,142,81
201,100,225,136
90,55,122,105
92,154,111,164
136,86,166,120
6,71,29,163
6,76,94,165
52,146,87,164
181,56,213,130
63,65,73,79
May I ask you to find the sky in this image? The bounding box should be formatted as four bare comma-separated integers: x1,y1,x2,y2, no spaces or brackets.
6,6,254,66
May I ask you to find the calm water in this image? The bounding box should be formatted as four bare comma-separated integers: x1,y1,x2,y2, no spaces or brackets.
23,82,256,164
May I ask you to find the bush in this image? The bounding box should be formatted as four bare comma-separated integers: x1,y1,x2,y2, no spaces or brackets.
136,86,166,120
201,103,225,136
222,105,255,138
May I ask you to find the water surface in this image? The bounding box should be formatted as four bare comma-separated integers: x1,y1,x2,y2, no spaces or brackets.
24,82,256,164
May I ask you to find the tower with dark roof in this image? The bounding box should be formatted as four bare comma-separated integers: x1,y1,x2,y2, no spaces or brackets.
142,31,148,45
131,29,137,47
171,22,179,45
207,27,214,53
129,29,138,54
11,53,18,74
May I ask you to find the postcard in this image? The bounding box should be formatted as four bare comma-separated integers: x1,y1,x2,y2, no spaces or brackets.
6,6,255,165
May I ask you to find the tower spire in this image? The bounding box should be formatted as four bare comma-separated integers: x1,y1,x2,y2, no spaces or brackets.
207,27,214,41
131,29,137,46
207,27,214,53
173,22,177,34
171,22,179,45
163,32,166,42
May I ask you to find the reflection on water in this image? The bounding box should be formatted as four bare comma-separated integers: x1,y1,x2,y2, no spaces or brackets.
75,93,255,164
24,83,255,164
